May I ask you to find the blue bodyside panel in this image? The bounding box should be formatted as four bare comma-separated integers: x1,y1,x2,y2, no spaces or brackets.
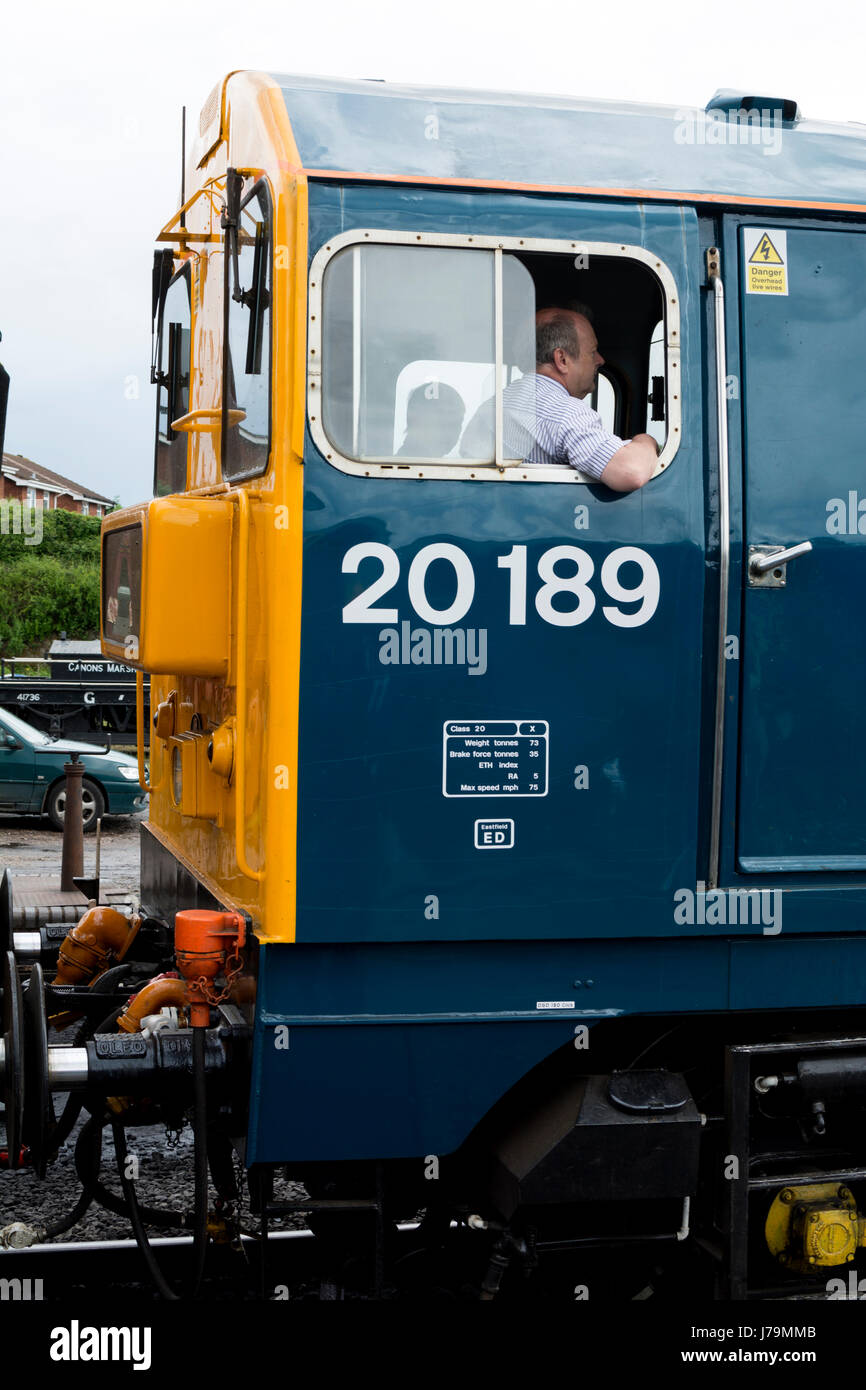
272,73,866,206
246,181,866,1166
247,934,866,1161
295,186,704,945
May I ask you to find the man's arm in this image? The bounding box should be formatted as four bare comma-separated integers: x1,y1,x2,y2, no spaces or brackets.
557,398,659,493
598,434,659,493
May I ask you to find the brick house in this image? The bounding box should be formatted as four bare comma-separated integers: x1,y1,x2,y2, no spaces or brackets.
1,453,115,518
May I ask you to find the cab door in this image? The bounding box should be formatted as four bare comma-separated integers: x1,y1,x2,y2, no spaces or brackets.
732,220,866,872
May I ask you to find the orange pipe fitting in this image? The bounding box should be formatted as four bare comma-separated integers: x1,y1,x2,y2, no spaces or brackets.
174,910,245,1027
55,906,141,987
116,974,188,1033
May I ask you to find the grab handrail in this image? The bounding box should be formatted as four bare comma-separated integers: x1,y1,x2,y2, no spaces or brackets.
230,489,264,883
707,249,730,891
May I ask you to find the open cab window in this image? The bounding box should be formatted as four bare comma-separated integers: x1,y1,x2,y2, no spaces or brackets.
153,267,192,497
311,232,680,483
222,181,273,482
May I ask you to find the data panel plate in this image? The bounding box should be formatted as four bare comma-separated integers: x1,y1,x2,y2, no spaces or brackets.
443,720,548,798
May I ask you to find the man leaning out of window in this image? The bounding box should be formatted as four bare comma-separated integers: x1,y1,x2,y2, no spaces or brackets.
463,305,659,492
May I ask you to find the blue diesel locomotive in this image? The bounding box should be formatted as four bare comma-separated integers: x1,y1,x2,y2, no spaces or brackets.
3,74,866,1301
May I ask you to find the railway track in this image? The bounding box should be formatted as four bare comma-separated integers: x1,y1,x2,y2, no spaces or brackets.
0,1228,318,1300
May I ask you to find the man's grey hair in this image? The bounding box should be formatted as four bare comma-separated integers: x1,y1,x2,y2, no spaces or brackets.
536,303,595,365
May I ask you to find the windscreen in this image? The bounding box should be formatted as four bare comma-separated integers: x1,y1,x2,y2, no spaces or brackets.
102,524,142,656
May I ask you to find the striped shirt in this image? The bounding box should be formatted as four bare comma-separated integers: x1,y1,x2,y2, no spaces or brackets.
501,373,625,479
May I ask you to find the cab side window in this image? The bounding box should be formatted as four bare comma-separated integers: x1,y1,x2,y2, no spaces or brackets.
154,269,191,497
317,237,676,480
223,183,273,481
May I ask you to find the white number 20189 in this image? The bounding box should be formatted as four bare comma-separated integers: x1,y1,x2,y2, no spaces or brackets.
342,542,659,629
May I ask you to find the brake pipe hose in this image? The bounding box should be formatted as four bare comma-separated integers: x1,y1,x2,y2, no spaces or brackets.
109,1023,210,1299
41,1117,102,1239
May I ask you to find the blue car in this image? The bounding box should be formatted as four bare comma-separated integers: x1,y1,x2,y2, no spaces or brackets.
0,707,147,830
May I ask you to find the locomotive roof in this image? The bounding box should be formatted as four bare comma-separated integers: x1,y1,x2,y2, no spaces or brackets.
272,73,866,211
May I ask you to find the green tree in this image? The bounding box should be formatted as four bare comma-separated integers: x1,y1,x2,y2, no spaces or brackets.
0,512,102,655
0,509,102,565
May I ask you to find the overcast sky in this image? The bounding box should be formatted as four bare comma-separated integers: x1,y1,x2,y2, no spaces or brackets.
2,0,864,505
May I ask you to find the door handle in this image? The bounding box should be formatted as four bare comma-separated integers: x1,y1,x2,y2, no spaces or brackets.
748,541,813,587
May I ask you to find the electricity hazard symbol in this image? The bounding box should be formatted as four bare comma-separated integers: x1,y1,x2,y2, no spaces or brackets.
752,233,783,263
744,228,788,295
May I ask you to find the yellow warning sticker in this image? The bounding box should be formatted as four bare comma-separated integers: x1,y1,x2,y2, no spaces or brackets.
744,228,788,295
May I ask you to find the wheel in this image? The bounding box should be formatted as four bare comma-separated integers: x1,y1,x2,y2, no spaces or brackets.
2,951,24,1167
45,777,105,833
22,963,54,1178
